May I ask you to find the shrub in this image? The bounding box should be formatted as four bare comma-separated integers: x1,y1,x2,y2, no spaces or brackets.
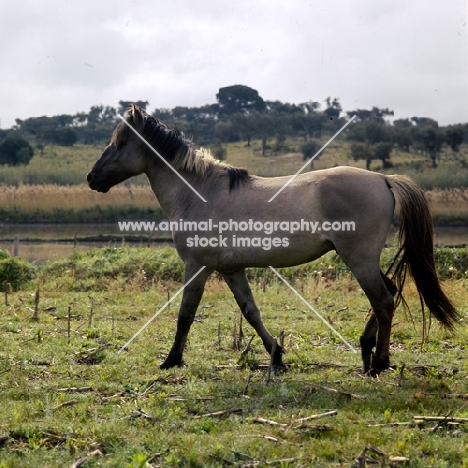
0,253,36,290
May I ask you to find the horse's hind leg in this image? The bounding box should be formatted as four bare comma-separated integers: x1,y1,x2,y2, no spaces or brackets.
221,269,284,368
360,313,378,373
160,264,212,369
360,272,397,373
346,260,395,374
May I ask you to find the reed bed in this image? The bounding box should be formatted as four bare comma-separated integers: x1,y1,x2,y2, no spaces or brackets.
0,183,157,212
0,183,161,221
1,183,466,223
425,188,468,223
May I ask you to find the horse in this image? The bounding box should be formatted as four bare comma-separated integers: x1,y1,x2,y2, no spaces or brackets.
87,104,458,375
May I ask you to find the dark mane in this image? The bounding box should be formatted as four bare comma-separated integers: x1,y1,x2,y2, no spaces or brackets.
116,105,249,191
139,114,194,165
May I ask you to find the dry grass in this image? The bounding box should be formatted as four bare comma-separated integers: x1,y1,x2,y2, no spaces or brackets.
0,183,158,213
1,183,466,223
425,188,468,222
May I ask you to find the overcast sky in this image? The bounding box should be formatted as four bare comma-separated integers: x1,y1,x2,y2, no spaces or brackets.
1,0,467,129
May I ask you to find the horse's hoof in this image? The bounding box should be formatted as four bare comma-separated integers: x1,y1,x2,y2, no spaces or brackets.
366,357,390,377
160,355,184,369
366,367,381,378
271,364,288,374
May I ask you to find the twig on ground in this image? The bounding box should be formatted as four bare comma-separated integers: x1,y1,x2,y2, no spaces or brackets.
192,408,243,419
238,335,255,365
129,408,158,421
243,372,253,395
397,364,405,386
311,384,365,400
367,421,413,428
32,286,40,321
57,387,93,393
353,446,387,468
253,410,338,430
265,339,277,385
293,410,338,424
414,415,468,423
53,400,79,411
424,393,468,399
252,417,287,428
70,449,103,468
0,367,12,377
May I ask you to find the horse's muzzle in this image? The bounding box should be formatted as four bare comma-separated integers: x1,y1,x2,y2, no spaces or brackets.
86,171,109,192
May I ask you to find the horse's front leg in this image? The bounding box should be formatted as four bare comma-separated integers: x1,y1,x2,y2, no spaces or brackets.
222,269,285,368
160,265,211,369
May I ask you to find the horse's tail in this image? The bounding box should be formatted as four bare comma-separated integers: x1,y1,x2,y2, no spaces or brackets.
384,174,459,331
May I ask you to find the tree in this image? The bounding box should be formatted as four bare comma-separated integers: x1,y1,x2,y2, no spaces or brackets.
48,128,78,146
229,113,255,146
0,135,34,166
212,141,227,161
292,111,322,141
252,113,276,156
444,125,465,153
250,112,290,156
350,142,373,170
346,107,394,145
373,142,393,168
363,121,391,145
214,120,239,143
411,117,438,129
87,105,117,125
301,139,323,168
347,107,394,123
323,97,342,120
15,114,81,149
391,119,414,152
350,142,392,170
217,85,265,116
413,125,444,168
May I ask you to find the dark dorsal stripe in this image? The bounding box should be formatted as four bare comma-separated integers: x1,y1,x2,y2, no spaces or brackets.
227,167,249,192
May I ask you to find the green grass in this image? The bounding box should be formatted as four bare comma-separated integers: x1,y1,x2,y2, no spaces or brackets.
1,140,468,187
0,145,100,186
0,246,467,466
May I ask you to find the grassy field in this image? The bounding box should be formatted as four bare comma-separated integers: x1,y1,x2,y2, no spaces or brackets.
0,246,467,467
0,140,468,222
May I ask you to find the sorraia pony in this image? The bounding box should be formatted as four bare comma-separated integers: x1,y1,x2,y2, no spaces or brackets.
87,104,458,375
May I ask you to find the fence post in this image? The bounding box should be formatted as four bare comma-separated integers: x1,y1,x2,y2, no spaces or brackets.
13,234,19,257
3,281,8,306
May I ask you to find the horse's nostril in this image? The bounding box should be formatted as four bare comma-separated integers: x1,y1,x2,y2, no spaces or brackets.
86,172,93,183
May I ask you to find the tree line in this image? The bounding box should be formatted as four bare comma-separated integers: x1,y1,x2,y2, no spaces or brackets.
0,85,466,168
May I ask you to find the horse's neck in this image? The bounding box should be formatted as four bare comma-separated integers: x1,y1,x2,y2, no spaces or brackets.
145,162,202,220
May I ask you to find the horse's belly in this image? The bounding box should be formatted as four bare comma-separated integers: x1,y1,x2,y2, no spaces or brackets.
215,233,334,269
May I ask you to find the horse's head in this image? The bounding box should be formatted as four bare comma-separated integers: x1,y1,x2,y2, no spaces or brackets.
87,104,148,192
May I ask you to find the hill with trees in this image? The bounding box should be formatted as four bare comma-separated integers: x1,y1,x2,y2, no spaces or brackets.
0,85,466,171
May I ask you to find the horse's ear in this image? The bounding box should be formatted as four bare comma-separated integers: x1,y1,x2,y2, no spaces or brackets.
130,104,144,130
